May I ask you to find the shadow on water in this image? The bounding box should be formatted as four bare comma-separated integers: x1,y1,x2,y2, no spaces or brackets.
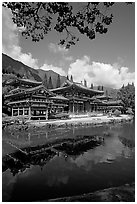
3,135,104,176
2,121,135,202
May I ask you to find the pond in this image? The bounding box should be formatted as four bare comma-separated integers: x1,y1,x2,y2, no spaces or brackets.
2,120,135,202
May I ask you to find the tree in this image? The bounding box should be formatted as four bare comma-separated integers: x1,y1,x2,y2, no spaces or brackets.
17,73,21,78
70,75,73,82
101,86,103,91
122,84,125,89
67,75,69,80
43,73,48,88
3,2,117,48
97,85,100,90
56,74,61,88
117,83,135,110
48,76,53,89
132,82,134,86
90,83,93,89
84,79,87,87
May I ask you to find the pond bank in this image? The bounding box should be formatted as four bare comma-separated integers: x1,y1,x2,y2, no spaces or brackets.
47,183,135,202
28,114,133,128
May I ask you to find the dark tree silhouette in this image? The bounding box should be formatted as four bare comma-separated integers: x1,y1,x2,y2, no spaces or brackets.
56,74,61,88
43,73,48,88
17,73,21,78
48,76,53,89
3,2,117,48
90,83,93,89
84,79,87,87
67,75,69,80
70,75,73,82
117,83,135,110
101,85,103,91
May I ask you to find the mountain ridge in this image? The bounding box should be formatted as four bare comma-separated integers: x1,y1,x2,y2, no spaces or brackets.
2,53,118,98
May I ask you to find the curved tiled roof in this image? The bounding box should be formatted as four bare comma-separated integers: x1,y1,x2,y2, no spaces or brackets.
49,95,69,101
51,80,104,94
19,78,42,84
5,85,54,98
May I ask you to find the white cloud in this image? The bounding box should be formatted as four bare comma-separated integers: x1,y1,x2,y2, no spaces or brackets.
40,63,66,76
68,56,135,89
63,56,73,61
49,43,69,54
2,7,38,69
2,7,66,77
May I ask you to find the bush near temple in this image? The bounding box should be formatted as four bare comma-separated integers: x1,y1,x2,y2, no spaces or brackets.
117,83,135,112
113,109,121,117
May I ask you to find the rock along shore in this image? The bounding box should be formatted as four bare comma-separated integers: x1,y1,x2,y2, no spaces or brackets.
47,183,135,202
27,114,133,129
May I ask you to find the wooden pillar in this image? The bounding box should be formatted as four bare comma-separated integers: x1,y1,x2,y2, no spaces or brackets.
46,108,48,120
89,103,91,112
12,108,13,117
23,107,25,116
72,101,74,114
83,102,84,112
29,106,31,119
77,102,78,113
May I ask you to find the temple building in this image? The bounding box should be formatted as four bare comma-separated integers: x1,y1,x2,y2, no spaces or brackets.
50,80,104,113
5,78,68,120
4,77,123,119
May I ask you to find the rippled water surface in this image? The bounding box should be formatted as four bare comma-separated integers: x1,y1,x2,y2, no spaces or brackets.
2,121,135,201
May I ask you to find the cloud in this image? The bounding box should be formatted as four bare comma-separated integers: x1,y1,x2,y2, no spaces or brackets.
68,56,135,89
2,7,38,69
2,7,66,76
40,63,66,76
49,43,69,54
63,56,73,61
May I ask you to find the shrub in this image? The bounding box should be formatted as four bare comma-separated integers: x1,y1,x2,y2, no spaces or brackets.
113,109,121,117
126,108,134,115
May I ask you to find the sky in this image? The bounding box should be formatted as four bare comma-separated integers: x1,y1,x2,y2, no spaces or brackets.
2,2,135,89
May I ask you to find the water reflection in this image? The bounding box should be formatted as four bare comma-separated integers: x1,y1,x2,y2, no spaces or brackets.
2,121,135,202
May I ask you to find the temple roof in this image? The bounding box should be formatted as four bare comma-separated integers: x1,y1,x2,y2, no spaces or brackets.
51,80,104,94
105,100,123,105
49,95,69,101
19,78,42,85
5,85,54,98
6,78,42,86
96,95,112,100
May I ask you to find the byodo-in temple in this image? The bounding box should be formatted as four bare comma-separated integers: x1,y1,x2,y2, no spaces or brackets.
5,78,123,120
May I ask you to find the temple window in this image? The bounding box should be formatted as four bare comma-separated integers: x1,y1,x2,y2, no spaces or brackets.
13,110,18,116
24,109,29,115
19,109,23,115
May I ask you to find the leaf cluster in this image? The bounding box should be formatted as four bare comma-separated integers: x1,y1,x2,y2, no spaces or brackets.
117,83,135,109
3,2,115,48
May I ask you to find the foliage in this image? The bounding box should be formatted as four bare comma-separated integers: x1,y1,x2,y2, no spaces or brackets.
117,83,135,110
56,74,61,88
113,109,121,117
3,2,116,48
48,76,53,89
90,83,94,89
126,107,134,115
43,73,48,88
70,75,73,82
84,79,87,87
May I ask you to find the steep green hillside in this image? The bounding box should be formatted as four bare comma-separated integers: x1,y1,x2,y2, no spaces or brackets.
2,53,67,88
